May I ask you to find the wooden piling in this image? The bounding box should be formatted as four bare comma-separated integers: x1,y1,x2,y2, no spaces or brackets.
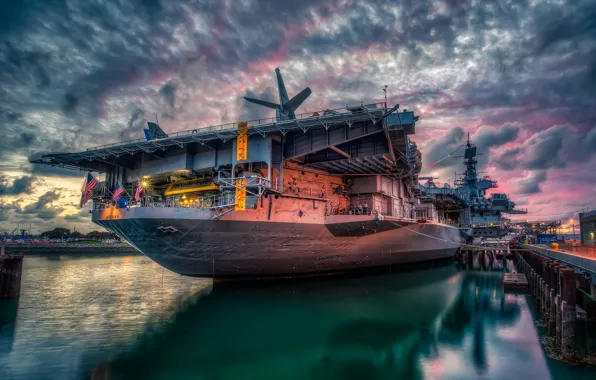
556,294,562,346
588,282,596,321
544,280,548,312
488,250,494,270
541,279,546,312
560,268,576,357
548,288,556,336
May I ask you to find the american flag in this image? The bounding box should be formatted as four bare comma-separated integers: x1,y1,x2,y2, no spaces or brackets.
134,182,143,201
112,183,125,201
79,173,98,208
83,172,99,193
79,190,93,208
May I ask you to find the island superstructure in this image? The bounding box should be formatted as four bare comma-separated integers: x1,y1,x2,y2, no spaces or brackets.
31,69,463,278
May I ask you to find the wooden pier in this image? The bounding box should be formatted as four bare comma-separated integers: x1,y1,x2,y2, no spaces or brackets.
459,243,596,360
504,273,529,291
457,244,513,272
514,245,596,360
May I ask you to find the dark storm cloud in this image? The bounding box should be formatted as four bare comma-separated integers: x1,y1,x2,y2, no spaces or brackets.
64,208,89,223
119,106,146,141
22,191,60,213
0,175,37,195
19,191,64,221
496,148,521,171
531,0,596,54
512,171,547,195
39,0,334,117
445,0,596,124
160,82,177,108
423,127,465,169
495,125,596,171
238,88,278,121
0,0,592,124
27,162,85,178
0,110,86,175
0,113,39,157
3,42,52,89
0,204,11,222
0,0,352,162
423,123,519,170
471,124,519,150
587,128,596,151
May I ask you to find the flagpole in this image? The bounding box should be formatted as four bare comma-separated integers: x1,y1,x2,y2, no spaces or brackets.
135,178,144,201
80,172,100,208
119,179,133,198
88,172,105,197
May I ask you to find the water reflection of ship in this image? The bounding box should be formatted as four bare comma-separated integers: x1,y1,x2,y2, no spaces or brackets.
90,266,527,380
0,299,19,374
92,264,462,380
439,273,522,373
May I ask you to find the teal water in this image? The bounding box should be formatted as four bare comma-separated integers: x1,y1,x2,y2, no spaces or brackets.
0,254,594,379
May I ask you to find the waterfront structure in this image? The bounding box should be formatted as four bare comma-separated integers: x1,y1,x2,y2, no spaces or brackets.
31,69,463,278
580,209,596,244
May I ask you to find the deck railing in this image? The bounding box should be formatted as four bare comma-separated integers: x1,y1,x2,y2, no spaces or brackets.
94,192,237,210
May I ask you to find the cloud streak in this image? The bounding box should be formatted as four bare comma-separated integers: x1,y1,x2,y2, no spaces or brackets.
0,175,37,195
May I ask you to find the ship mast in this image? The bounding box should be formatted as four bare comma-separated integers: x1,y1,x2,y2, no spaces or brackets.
463,132,479,201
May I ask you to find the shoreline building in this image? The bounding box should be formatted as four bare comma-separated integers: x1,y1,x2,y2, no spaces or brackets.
579,209,596,244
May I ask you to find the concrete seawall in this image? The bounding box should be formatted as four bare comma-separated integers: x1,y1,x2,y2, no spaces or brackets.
523,244,596,276
5,243,139,255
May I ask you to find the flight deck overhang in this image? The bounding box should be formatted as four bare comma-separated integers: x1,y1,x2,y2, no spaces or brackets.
30,103,418,176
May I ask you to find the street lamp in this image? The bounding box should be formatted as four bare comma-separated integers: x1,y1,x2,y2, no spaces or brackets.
569,218,576,242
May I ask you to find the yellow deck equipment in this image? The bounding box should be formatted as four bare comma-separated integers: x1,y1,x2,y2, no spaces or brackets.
165,178,219,196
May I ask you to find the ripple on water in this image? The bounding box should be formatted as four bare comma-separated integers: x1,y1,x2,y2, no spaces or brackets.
0,254,211,380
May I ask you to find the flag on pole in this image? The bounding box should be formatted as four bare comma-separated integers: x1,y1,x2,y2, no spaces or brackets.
84,172,99,192
112,183,125,201
80,190,93,208
79,172,98,208
134,182,143,201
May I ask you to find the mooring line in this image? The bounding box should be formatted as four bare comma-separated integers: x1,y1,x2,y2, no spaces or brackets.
387,221,509,251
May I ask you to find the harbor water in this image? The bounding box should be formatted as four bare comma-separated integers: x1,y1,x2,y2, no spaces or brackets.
0,253,595,379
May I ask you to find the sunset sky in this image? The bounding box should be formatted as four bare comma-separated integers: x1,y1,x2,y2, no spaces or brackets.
1,0,595,233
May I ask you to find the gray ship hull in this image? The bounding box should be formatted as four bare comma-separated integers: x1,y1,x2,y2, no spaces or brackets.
93,208,461,278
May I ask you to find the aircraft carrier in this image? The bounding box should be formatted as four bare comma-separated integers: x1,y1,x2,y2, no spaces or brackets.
416,136,527,240
31,69,464,278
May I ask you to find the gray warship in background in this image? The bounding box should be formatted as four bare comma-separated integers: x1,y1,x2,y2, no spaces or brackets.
31,69,464,278
416,137,527,240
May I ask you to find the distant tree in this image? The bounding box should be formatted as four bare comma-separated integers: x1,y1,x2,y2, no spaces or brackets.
85,230,120,240
40,227,71,239
70,231,84,239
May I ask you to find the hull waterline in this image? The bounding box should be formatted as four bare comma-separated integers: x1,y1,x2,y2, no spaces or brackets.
93,208,462,278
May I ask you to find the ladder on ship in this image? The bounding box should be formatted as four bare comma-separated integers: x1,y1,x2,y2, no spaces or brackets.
210,206,234,220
